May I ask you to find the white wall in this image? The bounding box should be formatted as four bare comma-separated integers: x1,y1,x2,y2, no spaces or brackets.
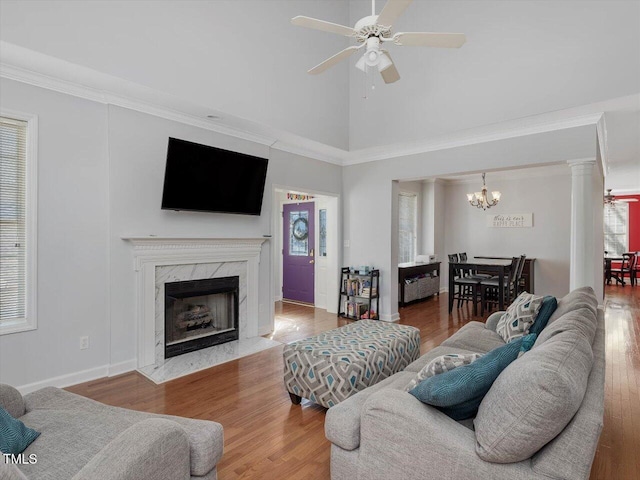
441,170,572,297
0,79,110,388
0,0,351,148
0,79,342,390
343,125,598,320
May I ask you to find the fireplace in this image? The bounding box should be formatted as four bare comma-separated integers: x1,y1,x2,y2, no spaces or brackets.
164,276,239,358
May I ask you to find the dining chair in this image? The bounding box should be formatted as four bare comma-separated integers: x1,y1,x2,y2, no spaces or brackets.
448,253,481,315
515,254,527,295
479,256,521,315
633,252,639,287
610,253,635,286
458,252,492,280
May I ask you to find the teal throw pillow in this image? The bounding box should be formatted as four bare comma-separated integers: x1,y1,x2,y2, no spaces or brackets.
409,334,537,420
0,406,40,455
528,296,557,336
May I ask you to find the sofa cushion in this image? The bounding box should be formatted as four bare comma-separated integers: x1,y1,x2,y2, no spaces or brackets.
475,329,594,463
325,371,416,451
22,387,222,477
547,286,597,326
0,407,40,455
440,322,505,354
535,306,597,347
0,453,28,480
405,353,483,391
408,334,537,420
495,292,544,342
528,296,557,336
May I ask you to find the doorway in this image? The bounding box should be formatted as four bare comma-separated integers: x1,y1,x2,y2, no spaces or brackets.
273,188,340,313
282,201,315,304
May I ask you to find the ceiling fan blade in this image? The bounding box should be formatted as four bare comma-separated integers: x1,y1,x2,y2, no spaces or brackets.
380,51,400,84
291,16,355,37
308,46,361,75
617,198,639,203
376,0,413,27
394,32,466,48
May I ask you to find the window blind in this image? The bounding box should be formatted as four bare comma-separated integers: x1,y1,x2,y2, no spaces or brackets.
0,116,27,322
604,203,628,257
399,193,417,264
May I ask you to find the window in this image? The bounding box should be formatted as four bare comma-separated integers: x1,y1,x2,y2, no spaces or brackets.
398,192,417,264
319,209,327,257
0,113,37,334
604,203,629,257
288,210,309,256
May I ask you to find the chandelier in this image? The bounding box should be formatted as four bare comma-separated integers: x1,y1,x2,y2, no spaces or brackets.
467,173,501,210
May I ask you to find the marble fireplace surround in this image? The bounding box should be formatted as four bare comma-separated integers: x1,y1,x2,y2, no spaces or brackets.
123,237,267,372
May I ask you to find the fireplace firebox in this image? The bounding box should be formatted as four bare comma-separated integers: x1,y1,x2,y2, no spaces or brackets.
164,276,239,358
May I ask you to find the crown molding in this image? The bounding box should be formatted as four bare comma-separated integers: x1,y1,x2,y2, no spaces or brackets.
344,113,604,166
0,61,278,148
441,163,574,185
270,140,346,166
0,41,610,168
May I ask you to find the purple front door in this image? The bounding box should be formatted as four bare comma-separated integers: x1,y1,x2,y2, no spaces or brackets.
283,202,315,304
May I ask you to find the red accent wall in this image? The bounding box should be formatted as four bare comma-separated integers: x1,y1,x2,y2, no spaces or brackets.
618,195,640,252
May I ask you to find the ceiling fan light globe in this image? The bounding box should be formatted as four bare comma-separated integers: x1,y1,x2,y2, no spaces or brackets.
365,50,380,67
355,54,367,72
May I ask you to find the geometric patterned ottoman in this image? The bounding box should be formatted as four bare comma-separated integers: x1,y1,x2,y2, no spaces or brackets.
283,320,420,408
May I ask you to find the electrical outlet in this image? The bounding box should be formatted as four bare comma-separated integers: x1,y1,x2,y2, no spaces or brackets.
80,336,89,350
344,240,350,248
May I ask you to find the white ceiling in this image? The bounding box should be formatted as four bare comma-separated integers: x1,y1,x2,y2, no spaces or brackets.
0,0,638,185
348,0,640,149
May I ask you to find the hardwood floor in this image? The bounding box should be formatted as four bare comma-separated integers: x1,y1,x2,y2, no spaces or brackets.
66,288,639,479
590,285,640,480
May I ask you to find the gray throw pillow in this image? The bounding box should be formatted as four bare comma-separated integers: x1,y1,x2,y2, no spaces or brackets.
496,292,544,342
474,329,593,463
405,353,482,391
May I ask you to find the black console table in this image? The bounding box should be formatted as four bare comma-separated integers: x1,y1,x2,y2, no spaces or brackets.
398,262,441,307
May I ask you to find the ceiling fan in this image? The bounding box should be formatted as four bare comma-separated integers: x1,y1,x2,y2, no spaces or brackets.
604,189,638,206
291,0,466,84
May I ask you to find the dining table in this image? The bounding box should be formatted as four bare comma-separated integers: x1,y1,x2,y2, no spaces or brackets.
604,256,623,285
448,257,514,314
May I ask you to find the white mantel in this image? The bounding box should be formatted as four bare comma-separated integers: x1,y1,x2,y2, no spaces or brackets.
122,237,267,369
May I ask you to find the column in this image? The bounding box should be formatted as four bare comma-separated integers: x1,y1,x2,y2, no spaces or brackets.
567,159,597,291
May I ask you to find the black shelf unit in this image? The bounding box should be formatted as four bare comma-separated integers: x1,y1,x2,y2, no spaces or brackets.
338,267,380,320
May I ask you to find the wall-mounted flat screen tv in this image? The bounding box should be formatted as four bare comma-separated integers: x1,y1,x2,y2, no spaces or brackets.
161,138,269,215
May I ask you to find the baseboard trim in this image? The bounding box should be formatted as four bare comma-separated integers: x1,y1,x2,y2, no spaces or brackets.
379,312,401,322
107,359,137,377
17,359,137,395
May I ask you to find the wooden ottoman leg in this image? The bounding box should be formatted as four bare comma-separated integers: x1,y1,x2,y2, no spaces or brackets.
289,393,302,405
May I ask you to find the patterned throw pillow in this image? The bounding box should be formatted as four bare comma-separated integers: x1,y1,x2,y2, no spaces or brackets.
405,353,483,391
496,292,544,342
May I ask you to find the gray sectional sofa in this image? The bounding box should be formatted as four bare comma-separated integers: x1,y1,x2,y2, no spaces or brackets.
0,385,224,480
326,286,605,480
